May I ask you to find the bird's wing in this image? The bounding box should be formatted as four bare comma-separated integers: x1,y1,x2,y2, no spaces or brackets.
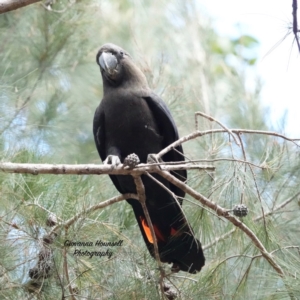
93,104,125,193
93,105,106,161
143,93,187,199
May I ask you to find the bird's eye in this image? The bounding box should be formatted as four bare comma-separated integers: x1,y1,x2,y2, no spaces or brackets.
120,51,124,56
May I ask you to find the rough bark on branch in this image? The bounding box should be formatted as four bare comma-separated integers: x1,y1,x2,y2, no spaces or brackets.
0,0,40,14
0,162,214,175
156,168,285,276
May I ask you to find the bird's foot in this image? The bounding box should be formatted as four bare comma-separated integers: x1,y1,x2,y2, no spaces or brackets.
123,153,140,169
103,155,121,168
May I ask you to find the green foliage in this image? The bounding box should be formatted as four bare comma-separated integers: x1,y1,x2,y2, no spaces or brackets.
0,0,299,299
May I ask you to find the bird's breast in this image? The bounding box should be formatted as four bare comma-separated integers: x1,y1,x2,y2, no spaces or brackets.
102,92,163,162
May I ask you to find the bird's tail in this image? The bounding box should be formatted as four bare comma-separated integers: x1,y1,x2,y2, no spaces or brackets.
130,201,205,274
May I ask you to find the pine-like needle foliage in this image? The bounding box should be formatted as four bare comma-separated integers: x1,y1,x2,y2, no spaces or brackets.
0,1,299,299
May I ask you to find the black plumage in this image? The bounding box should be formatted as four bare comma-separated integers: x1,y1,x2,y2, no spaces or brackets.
93,43,205,273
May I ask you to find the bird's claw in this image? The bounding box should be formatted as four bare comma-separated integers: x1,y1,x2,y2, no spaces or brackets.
103,155,121,168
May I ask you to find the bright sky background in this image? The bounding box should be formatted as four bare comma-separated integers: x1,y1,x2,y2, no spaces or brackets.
200,0,299,137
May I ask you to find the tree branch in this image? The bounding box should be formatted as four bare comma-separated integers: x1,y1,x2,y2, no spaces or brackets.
0,159,291,276
156,167,285,276
0,0,40,14
204,191,300,250
50,194,137,235
133,175,165,299
2,125,298,282
255,190,300,222
0,162,214,175
195,111,241,147
156,129,300,159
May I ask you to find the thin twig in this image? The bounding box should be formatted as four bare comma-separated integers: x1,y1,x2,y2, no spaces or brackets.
236,133,268,235
270,246,300,255
133,175,165,299
145,172,177,200
180,196,224,220
156,129,300,159
255,191,300,221
145,172,195,236
204,191,300,250
235,257,257,295
50,194,137,235
156,167,285,276
63,229,76,300
137,157,262,169
214,253,261,270
195,111,241,147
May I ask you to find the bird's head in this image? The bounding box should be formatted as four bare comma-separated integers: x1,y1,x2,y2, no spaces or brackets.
96,43,148,89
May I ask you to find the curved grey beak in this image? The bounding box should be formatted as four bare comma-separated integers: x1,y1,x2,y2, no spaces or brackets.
99,52,118,75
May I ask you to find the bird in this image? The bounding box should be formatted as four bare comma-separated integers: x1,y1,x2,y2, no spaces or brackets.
93,43,205,273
